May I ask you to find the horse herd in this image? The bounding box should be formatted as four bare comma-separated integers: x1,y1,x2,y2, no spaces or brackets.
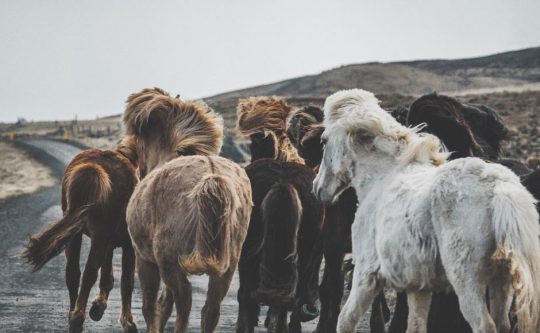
19,87,540,333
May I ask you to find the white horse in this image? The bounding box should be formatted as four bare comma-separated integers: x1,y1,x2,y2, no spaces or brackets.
313,89,540,333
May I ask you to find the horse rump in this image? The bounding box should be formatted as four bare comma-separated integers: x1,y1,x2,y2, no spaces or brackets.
256,183,302,307
179,174,237,276
20,161,112,271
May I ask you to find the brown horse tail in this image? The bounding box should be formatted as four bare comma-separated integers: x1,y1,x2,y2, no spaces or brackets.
256,183,303,305
179,174,238,276
64,162,112,207
20,206,89,271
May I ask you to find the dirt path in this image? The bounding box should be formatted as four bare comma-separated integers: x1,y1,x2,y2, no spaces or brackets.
0,139,374,332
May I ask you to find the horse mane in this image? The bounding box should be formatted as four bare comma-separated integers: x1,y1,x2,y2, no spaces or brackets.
408,93,508,160
123,87,171,135
237,96,304,163
324,89,449,166
286,106,325,167
236,96,291,136
123,90,223,156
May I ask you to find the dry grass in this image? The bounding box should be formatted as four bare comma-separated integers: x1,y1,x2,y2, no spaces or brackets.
0,141,55,201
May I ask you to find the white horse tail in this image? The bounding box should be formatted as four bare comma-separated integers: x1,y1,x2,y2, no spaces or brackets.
491,180,540,333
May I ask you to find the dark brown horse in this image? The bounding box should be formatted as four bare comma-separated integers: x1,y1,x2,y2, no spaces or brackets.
235,97,324,333
20,136,139,333
286,105,389,333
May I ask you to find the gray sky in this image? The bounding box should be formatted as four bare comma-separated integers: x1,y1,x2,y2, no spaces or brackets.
1,0,539,122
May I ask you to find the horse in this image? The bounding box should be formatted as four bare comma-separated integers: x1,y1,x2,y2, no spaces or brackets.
313,89,540,333
286,105,390,333
390,93,515,333
123,88,252,333
407,93,508,160
20,136,139,333
235,96,324,333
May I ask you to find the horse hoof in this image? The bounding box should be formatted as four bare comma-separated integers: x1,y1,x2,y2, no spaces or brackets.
300,304,319,322
122,322,138,333
68,310,85,333
89,300,107,321
288,320,301,333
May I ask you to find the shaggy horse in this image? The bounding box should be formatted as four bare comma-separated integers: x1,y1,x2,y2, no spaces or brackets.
313,89,540,333
286,105,389,333
20,136,139,333
390,93,515,333
407,93,508,160
236,97,324,333
124,89,252,333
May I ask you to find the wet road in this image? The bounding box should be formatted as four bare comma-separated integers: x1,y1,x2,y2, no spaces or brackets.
0,139,372,332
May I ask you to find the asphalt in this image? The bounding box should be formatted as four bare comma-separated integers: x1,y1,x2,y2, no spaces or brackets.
0,139,372,332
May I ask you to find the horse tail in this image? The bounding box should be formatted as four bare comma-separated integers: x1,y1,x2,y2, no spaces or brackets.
257,183,303,305
179,174,238,276
64,162,112,206
490,180,540,332
20,206,89,271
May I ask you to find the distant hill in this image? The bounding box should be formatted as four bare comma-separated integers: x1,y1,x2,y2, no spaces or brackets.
204,47,540,133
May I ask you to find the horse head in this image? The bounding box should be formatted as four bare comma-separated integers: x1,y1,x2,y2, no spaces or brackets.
314,89,448,203
286,106,325,168
236,96,304,163
123,88,223,178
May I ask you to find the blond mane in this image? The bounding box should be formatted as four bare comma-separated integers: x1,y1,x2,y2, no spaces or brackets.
123,88,223,156
324,89,449,166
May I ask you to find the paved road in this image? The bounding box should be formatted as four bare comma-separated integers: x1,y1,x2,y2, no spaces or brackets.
0,139,374,332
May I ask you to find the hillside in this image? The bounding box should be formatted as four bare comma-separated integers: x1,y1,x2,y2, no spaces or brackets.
204,47,540,135
2,47,539,162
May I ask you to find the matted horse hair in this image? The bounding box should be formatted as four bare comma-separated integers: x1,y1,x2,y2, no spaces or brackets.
236,96,291,136
123,87,171,135
237,96,304,164
409,93,482,158
286,105,324,141
324,89,449,166
123,91,224,156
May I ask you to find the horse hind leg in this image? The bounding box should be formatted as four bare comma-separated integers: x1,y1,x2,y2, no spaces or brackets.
158,258,192,333
137,258,161,333
119,244,138,333
267,305,288,333
438,232,497,333
406,290,432,333
89,245,114,321
69,234,111,333
65,233,83,313
157,287,174,332
201,266,236,333
488,273,512,333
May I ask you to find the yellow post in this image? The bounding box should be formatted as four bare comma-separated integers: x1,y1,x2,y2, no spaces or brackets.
8,131,15,140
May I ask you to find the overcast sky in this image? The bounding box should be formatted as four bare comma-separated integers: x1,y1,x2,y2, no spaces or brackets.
1,0,539,122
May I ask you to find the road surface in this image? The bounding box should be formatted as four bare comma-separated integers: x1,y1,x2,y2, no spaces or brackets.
0,139,374,332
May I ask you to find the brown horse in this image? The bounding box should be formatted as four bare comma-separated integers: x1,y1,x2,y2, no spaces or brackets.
123,88,252,333
20,136,139,333
286,105,390,333
236,97,324,333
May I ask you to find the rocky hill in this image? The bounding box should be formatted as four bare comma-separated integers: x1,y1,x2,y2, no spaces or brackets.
3,47,538,163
